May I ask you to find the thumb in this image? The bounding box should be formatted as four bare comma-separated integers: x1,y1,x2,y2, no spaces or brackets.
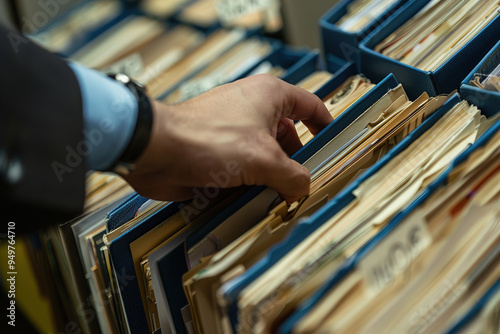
247,141,310,204
276,118,303,156
275,158,311,204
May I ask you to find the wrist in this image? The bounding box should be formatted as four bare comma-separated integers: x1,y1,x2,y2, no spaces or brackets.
107,74,154,175
128,100,175,172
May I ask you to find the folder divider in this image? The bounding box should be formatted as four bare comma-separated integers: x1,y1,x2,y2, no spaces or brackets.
314,61,357,99
292,73,398,164
278,95,500,334
106,193,149,232
360,0,500,100
460,40,500,119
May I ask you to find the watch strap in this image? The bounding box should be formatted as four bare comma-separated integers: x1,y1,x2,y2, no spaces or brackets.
107,73,153,174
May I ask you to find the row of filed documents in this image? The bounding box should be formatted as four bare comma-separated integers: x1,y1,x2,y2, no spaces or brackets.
25,60,500,334
31,0,500,104
28,0,281,57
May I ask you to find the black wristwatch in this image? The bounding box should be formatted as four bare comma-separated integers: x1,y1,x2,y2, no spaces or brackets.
107,73,153,175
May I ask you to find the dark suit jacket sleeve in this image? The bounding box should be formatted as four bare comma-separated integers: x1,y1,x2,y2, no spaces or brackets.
0,25,86,233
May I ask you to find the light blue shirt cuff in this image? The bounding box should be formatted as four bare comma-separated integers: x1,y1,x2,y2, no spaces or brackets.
69,62,138,171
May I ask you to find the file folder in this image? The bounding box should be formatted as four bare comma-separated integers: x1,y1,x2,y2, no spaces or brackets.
106,193,149,232
105,201,188,334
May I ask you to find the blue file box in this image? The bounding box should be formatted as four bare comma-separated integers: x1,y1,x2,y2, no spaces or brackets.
320,0,408,66
232,43,313,84
218,73,404,331
263,47,346,85
360,0,500,100
279,96,500,334
460,40,500,118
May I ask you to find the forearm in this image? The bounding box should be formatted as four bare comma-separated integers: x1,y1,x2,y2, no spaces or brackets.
0,25,86,231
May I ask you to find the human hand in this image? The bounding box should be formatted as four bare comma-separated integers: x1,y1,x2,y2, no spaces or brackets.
121,74,332,204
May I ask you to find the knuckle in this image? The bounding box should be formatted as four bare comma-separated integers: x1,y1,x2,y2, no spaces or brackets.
252,74,282,90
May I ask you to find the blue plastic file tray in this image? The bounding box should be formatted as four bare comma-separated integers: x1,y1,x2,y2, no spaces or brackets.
246,46,345,85
150,68,399,334
218,73,402,331
279,95,500,334
232,42,312,83
460,40,500,119
320,0,408,64
360,0,500,100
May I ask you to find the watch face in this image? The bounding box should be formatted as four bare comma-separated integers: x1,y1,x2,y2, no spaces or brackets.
115,73,131,84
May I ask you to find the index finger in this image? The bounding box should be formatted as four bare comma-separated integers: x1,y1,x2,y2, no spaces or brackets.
280,81,333,135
